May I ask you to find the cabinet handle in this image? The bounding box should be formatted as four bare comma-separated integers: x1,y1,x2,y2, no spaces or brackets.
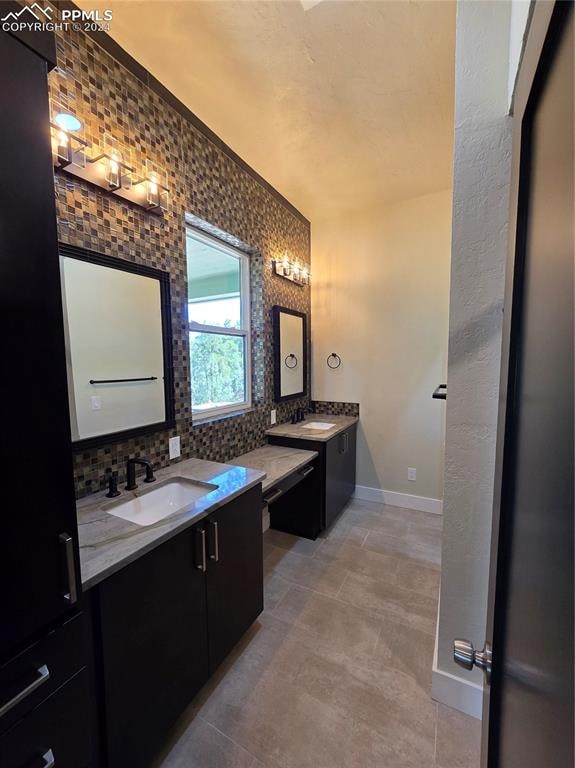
263,488,283,505
0,664,50,719
196,528,207,572
299,465,314,478
209,521,219,562
42,750,56,768
59,532,78,605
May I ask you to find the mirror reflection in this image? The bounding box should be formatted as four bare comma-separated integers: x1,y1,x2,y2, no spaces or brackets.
60,246,174,446
273,306,307,401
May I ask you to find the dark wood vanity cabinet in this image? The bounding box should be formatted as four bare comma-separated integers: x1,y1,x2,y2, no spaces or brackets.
93,485,263,768
268,424,357,532
0,611,99,768
206,486,264,673
96,525,209,768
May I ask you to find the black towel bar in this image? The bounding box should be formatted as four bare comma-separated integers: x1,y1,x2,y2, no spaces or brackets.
432,384,447,400
89,376,158,384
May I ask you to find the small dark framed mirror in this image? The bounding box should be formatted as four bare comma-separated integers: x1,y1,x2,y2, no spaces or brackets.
273,306,307,402
59,243,175,449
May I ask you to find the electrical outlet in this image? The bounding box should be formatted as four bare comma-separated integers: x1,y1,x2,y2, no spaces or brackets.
90,396,102,411
169,436,181,460
408,467,417,482
270,409,277,425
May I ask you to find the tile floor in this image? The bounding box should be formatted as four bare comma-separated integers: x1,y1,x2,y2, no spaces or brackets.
156,499,481,768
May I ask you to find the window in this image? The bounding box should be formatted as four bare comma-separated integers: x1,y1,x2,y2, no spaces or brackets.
186,228,251,419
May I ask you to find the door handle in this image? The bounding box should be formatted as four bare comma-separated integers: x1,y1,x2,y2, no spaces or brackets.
454,638,492,684
196,528,207,572
209,521,219,562
59,532,78,605
42,750,56,768
0,664,50,719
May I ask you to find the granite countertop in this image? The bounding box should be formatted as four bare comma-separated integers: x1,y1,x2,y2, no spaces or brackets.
76,457,265,590
265,413,359,442
229,444,318,493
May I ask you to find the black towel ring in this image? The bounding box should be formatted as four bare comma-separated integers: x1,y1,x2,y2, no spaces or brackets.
327,352,341,369
285,353,298,369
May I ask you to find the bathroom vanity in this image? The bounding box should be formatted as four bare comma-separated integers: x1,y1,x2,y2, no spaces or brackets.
75,458,265,768
266,414,358,532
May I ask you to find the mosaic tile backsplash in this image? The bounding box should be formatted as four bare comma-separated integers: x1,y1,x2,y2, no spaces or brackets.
311,402,360,417
49,23,312,498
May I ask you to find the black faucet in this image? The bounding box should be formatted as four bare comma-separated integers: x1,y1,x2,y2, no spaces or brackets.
125,458,156,490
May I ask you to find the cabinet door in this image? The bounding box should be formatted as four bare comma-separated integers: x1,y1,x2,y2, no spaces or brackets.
97,527,209,768
0,32,80,660
340,426,357,507
325,428,357,528
0,668,95,768
206,486,263,673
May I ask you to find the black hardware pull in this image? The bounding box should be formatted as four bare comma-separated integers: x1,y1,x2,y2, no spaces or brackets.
89,376,158,384
432,384,447,400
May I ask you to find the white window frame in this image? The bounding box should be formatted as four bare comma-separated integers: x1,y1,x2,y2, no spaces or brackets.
186,227,252,421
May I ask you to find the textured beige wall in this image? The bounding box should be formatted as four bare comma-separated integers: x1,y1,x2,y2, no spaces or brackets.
312,190,452,500
437,0,512,691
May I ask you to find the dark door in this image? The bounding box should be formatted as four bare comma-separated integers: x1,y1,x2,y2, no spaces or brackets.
97,526,209,767
206,485,263,673
471,5,573,766
0,33,80,660
325,427,356,528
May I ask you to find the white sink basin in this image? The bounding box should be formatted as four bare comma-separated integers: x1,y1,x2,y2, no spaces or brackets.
104,477,218,527
301,421,336,430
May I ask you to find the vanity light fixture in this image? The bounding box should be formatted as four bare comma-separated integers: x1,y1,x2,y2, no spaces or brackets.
272,257,310,287
49,112,169,215
131,160,170,212
51,110,87,168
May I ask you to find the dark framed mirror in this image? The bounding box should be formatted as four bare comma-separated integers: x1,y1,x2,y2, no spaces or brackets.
59,243,175,449
272,305,307,402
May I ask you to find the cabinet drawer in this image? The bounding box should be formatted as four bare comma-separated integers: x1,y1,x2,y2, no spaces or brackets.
0,668,94,768
0,612,88,735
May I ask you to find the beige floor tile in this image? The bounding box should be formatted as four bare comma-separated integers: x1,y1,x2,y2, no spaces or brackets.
435,703,482,768
362,529,441,566
263,568,292,611
395,558,442,596
346,719,437,768
264,528,324,557
200,668,354,768
338,571,438,634
263,544,349,597
369,615,436,693
272,585,383,658
315,538,401,582
157,717,256,768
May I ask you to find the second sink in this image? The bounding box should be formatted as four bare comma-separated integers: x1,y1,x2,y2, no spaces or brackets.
104,477,218,526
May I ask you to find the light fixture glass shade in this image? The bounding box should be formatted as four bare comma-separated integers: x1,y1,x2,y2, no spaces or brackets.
51,103,85,167
144,160,168,210
103,135,131,189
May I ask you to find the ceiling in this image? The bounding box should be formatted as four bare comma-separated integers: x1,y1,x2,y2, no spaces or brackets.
77,0,455,221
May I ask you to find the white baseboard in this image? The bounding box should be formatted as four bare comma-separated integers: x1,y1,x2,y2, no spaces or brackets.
432,665,484,720
431,601,483,720
353,485,443,515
